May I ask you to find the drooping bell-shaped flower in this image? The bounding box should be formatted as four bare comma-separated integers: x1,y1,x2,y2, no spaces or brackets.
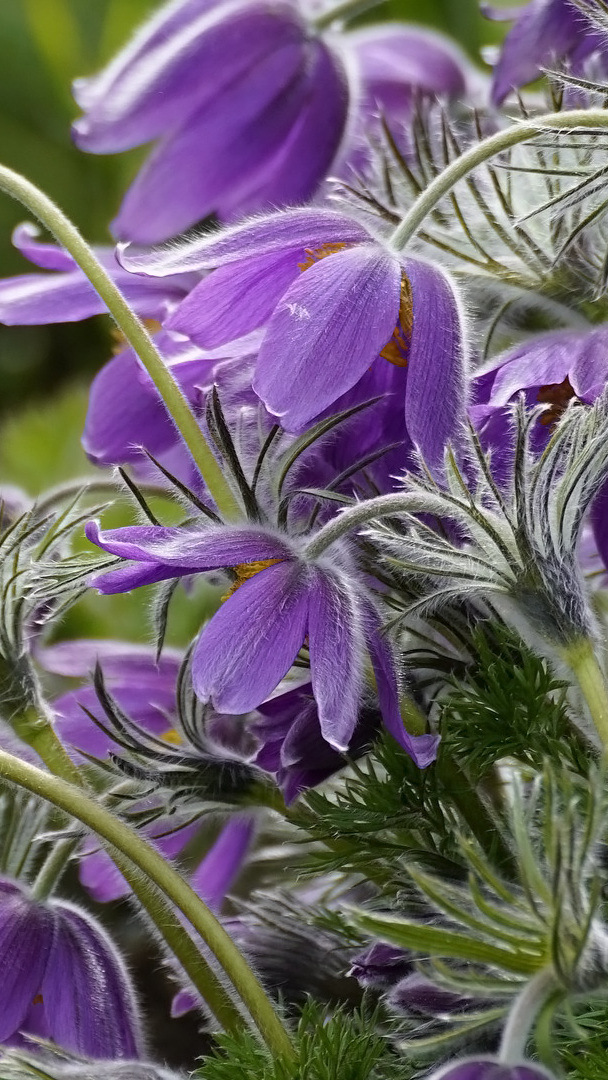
71,0,349,243
120,206,468,471
85,520,439,767
0,878,143,1058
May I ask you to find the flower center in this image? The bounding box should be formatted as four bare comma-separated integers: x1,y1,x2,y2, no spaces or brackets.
379,274,413,368
536,376,577,428
297,241,350,271
161,728,183,746
221,558,283,601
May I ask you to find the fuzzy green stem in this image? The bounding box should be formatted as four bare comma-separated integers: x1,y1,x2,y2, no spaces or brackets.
560,637,608,752
0,745,295,1061
32,836,79,901
390,109,608,251
498,968,558,1065
305,493,422,558
0,165,241,522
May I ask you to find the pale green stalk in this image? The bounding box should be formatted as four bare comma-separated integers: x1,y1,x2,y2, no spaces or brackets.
560,637,608,753
498,968,558,1065
0,745,295,1061
0,165,241,522
390,109,608,251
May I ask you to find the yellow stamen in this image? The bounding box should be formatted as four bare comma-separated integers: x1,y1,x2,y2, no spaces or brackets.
379,274,413,368
298,241,350,272
536,375,576,428
160,729,183,746
221,558,283,602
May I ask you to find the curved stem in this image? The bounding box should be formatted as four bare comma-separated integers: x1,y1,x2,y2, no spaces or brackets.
0,165,241,523
498,968,558,1065
32,836,79,901
305,493,420,558
0,745,295,1062
560,636,608,752
390,109,608,251
15,705,247,1037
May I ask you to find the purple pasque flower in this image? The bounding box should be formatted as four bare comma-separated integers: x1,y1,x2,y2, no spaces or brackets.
84,520,439,766
72,0,349,244
0,223,196,325
120,206,468,471
426,1059,555,1080
45,640,201,903
484,0,606,106
470,324,608,565
0,877,143,1057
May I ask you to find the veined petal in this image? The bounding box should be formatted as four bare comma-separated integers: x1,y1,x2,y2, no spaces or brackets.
0,889,53,1041
42,903,143,1057
118,208,370,275
404,257,467,471
89,561,190,594
111,40,311,243
192,561,309,711
255,245,402,430
86,521,293,568
73,1,306,153
167,249,303,347
352,24,468,98
307,569,363,751
219,38,349,217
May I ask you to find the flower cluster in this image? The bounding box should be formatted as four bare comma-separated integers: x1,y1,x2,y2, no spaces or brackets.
4,0,608,1077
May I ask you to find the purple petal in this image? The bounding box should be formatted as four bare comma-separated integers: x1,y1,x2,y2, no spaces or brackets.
12,223,75,271
86,520,294,568
353,24,468,99
429,1060,555,1080
192,562,309,711
491,0,596,104
41,902,143,1057
0,888,53,1041
118,208,370,275
89,560,190,594
218,38,348,217
171,988,200,1017
366,608,439,767
82,335,206,466
42,639,181,681
73,0,216,110
403,257,467,471
111,39,312,243
74,2,306,154
167,249,302,347
307,569,363,751
254,245,402,430
190,817,255,909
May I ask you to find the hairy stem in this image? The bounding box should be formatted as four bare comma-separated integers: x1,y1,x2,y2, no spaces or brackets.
15,704,248,1037
0,745,294,1061
561,637,608,752
390,109,608,251
0,164,241,522
498,968,558,1065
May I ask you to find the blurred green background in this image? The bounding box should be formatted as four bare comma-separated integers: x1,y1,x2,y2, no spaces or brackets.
0,0,508,640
